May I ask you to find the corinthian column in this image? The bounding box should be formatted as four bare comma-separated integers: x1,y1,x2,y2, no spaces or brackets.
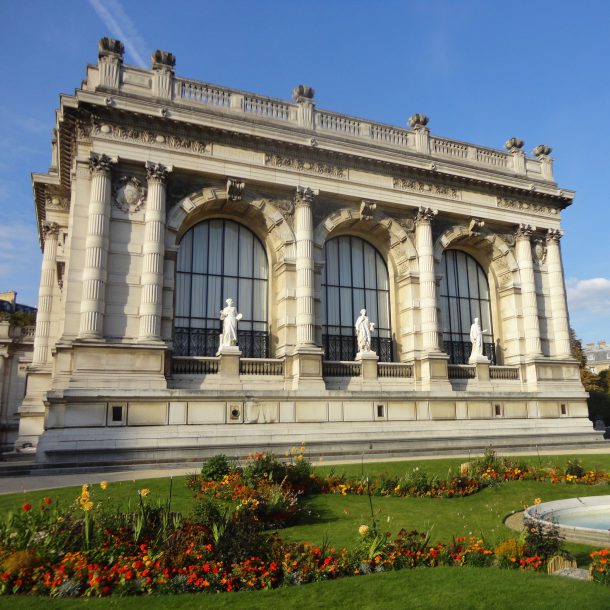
416,207,440,352
139,162,172,341
515,224,542,358
79,153,114,339
294,186,318,347
32,221,59,365
546,229,571,357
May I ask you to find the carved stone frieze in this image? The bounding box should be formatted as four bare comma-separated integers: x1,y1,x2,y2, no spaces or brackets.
359,200,376,221
46,195,70,211
113,176,147,213
497,196,559,217
392,177,461,200
227,178,245,201
265,153,346,179
91,121,208,155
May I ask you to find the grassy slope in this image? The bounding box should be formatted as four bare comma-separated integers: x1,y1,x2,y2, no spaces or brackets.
1,567,609,609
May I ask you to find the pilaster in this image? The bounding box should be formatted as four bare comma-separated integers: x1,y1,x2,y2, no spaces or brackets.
533,145,554,181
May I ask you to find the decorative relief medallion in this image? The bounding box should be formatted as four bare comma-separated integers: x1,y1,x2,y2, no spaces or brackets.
90,121,208,155
265,153,346,179
46,195,70,211
533,239,547,266
113,177,147,213
497,196,559,217
392,177,461,200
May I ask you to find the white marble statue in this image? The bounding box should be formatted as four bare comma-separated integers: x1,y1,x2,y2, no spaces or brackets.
469,317,489,363
355,309,375,353
219,298,243,350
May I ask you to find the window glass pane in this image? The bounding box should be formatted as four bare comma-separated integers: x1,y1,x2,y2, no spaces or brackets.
253,279,267,321
253,240,267,279
177,231,192,272
192,222,208,274
478,267,490,299
440,296,450,335
190,275,206,318
326,240,338,285
207,220,223,275
327,286,340,326
363,242,376,289
376,254,389,290
377,292,390,329
353,288,365,316
365,289,378,326
224,277,238,310
456,252,469,298
206,276,221,321
351,240,364,288
338,237,351,287
238,228,253,276
237,279,252,320
340,287,352,328
175,273,190,317
223,221,239,276
467,257,480,299
447,251,458,296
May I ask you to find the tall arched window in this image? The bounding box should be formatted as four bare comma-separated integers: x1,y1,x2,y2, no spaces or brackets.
322,235,393,362
439,250,495,364
174,219,269,357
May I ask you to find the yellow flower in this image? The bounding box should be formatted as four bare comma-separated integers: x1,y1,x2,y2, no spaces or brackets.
296,454,303,461
80,490,90,502
81,501,94,512
139,488,151,497
100,481,108,490
534,497,542,505
358,525,369,536
81,484,89,493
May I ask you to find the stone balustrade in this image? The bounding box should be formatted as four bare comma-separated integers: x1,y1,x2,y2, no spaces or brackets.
377,362,413,378
323,360,361,377
172,356,219,375
240,358,284,376
89,59,553,182
448,364,476,379
489,366,520,381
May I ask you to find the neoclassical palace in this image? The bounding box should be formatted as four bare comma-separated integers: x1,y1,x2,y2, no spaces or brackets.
17,39,603,464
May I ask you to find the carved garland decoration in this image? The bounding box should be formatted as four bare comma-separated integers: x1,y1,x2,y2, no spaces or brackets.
265,153,346,178
392,177,461,200
497,196,559,217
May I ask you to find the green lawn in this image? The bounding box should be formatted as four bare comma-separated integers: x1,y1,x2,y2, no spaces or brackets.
1,567,609,609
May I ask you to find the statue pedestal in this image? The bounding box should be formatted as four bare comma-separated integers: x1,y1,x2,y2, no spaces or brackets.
418,351,451,391
355,350,378,381
217,345,241,379
290,346,325,391
468,354,490,365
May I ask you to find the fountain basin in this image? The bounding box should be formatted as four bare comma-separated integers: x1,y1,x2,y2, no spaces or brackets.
524,495,610,545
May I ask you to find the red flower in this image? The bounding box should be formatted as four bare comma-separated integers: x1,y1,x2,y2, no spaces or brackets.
43,497,52,505
22,503,32,512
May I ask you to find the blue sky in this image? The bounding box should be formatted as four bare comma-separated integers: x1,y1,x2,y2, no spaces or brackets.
1,0,609,343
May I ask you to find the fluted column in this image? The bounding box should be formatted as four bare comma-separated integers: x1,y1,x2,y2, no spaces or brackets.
416,207,440,352
546,229,571,357
515,224,542,358
294,186,318,347
32,222,59,365
139,162,172,341
79,153,114,339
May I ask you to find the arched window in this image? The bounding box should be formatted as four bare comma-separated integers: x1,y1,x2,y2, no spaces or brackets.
174,219,268,357
439,250,495,364
322,235,393,362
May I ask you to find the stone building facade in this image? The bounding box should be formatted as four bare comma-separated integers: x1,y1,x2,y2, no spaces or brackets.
18,38,602,464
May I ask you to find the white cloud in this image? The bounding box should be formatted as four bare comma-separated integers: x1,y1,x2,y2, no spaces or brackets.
566,277,610,315
88,0,149,68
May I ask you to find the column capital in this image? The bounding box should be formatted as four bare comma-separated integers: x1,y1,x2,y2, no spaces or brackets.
515,223,536,239
227,177,245,201
415,206,438,224
89,153,115,176
145,161,173,183
546,228,563,243
295,186,318,207
42,221,60,237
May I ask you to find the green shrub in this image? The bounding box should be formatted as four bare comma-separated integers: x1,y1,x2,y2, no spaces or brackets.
201,454,237,481
565,458,585,478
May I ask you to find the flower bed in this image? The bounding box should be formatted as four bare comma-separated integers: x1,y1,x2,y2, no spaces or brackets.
0,449,608,597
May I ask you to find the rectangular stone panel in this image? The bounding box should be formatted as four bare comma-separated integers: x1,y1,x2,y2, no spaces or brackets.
188,402,226,424
64,403,107,427
468,402,493,419
295,402,328,422
504,402,527,418
539,402,560,418
568,401,588,417
343,401,374,421
128,402,168,426
387,401,416,421
169,402,187,425
279,402,296,422
429,402,456,420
